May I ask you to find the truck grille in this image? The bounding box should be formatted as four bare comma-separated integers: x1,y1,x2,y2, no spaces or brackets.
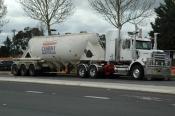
147,52,171,67
152,52,167,60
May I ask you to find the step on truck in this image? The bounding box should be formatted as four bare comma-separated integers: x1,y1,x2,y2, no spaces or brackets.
11,30,171,80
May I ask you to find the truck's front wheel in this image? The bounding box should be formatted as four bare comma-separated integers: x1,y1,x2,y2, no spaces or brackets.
130,65,144,80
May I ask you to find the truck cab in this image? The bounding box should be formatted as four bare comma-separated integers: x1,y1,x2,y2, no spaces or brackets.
105,31,171,80
121,37,152,61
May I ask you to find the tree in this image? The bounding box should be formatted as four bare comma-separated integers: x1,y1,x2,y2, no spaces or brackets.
89,0,155,60
0,36,12,57
37,22,45,35
4,36,12,55
19,0,74,35
150,0,175,50
0,0,7,27
11,27,44,56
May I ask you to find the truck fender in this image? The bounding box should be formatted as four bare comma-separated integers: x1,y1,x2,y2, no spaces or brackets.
129,61,144,71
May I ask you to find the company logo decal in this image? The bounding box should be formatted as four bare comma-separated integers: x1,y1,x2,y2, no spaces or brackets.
42,40,56,54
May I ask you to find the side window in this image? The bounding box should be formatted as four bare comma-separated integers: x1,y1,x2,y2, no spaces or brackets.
125,40,130,49
122,40,130,49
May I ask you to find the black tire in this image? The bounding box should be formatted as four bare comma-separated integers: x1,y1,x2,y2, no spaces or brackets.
89,65,98,78
77,65,87,78
11,64,19,76
130,65,144,80
28,65,36,76
20,64,28,76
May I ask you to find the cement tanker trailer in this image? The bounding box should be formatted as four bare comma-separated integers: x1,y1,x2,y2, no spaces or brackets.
11,33,106,78
11,31,171,80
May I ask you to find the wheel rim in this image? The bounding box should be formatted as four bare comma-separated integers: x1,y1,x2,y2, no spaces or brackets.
133,69,140,79
79,68,85,77
89,68,96,78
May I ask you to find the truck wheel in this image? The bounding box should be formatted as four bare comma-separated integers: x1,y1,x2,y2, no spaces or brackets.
130,65,144,80
29,65,36,76
11,64,19,76
20,64,28,76
89,65,98,78
77,65,87,78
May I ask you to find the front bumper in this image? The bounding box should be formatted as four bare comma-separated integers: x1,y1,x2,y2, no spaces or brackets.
144,66,171,78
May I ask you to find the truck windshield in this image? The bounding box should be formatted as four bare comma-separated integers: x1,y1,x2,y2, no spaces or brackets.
136,40,152,50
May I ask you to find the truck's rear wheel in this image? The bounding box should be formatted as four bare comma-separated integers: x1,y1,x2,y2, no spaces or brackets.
11,64,19,76
130,65,144,80
20,64,28,76
29,65,36,76
77,65,87,78
89,65,98,78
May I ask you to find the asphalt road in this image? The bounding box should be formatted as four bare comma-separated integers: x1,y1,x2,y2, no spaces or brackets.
0,81,175,116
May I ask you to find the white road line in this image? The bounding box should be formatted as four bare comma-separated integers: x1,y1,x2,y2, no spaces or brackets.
137,96,163,101
121,94,164,102
84,96,110,100
25,91,44,94
2,104,7,106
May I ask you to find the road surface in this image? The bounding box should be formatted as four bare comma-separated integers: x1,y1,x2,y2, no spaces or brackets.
0,81,175,116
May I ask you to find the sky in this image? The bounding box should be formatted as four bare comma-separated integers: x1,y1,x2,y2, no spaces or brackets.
0,0,162,44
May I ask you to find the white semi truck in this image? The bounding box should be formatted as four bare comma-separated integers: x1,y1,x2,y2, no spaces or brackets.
11,31,171,80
